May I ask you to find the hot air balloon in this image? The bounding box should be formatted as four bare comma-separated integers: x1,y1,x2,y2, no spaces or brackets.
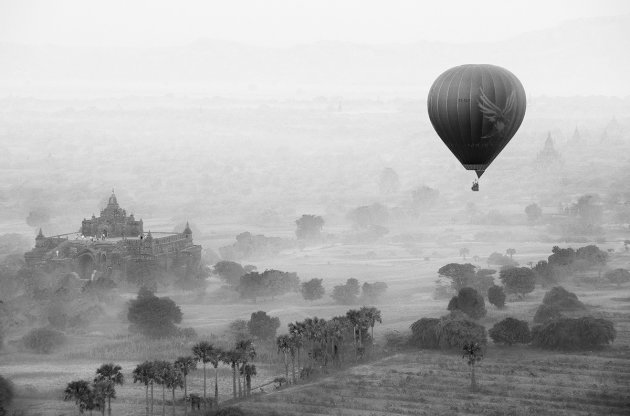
427,64,526,191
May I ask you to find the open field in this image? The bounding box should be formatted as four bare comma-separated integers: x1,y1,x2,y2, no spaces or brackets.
2,236,630,415
240,348,630,416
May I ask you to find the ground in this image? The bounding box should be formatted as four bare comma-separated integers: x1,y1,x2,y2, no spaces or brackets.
2,231,630,415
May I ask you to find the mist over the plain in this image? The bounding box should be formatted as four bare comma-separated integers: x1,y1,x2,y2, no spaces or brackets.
1,2,630,416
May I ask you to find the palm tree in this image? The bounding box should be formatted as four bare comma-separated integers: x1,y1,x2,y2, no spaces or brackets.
132,361,154,416
506,248,516,259
207,346,224,408
462,342,483,391
92,379,112,416
163,364,184,416
236,339,256,397
288,332,302,380
276,334,291,383
327,316,348,366
360,306,382,342
153,360,172,416
240,364,257,396
94,363,124,416
288,321,305,374
64,380,92,415
192,341,213,409
345,310,361,361
459,247,469,260
222,349,240,399
174,356,197,416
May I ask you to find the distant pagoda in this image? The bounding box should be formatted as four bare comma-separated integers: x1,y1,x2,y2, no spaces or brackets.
536,131,562,168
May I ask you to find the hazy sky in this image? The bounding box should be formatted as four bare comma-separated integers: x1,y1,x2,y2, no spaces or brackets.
1,0,629,47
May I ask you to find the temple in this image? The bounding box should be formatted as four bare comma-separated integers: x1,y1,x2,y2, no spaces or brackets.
24,191,202,280
81,190,143,237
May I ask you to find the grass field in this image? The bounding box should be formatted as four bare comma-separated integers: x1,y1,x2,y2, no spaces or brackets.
2,235,630,415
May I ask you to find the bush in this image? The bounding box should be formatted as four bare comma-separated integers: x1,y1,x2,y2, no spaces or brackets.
410,318,440,349
127,290,183,338
247,311,280,341
383,330,408,351
436,315,487,349
487,285,506,308
489,318,531,345
301,278,325,301
531,317,616,350
533,304,562,324
487,252,518,268
499,267,536,296
447,287,486,319
361,281,388,303
410,314,486,350
331,278,360,305
604,268,630,287
213,261,246,286
542,286,585,310
0,374,14,416
22,327,66,353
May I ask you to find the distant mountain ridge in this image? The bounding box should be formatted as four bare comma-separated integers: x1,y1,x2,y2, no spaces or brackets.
0,14,628,97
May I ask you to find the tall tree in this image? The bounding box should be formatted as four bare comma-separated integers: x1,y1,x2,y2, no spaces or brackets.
92,379,111,416
295,214,324,240
207,346,224,409
163,364,184,416
288,321,305,374
462,342,483,391
276,334,292,383
236,339,256,397
94,363,124,416
192,341,213,410
221,349,240,399
64,380,92,415
174,356,196,416
153,361,171,416
359,306,382,343
132,361,154,416
241,364,257,396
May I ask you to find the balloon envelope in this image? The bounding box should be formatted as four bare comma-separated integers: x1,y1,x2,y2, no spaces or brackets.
427,64,526,178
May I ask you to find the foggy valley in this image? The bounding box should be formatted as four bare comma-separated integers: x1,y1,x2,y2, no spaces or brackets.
1,2,630,415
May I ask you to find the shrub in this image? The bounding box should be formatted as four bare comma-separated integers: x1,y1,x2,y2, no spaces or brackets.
331,278,360,305
436,315,487,349
487,285,506,308
604,268,630,287
531,317,616,350
0,374,14,416
489,318,531,345
361,281,388,303
533,304,562,324
447,287,486,319
22,327,66,353
127,290,183,338
301,278,325,301
487,252,518,268
213,261,245,286
410,314,486,350
247,311,280,341
410,318,440,349
542,286,585,310
383,330,408,351
499,267,536,296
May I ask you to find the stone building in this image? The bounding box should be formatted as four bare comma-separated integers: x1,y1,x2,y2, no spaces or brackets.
81,191,143,237
24,192,202,280
536,131,562,168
